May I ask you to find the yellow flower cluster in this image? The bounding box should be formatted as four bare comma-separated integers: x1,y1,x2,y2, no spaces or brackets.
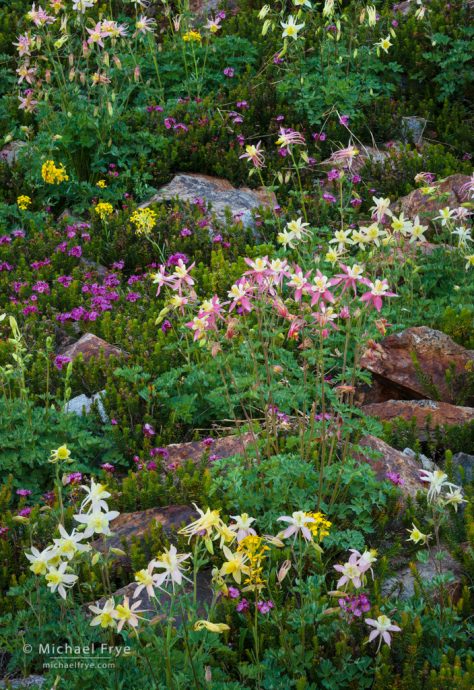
307,512,331,541
41,160,69,184
130,207,157,236
183,30,202,42
94,202,114,221
17,195,31,210
238,535,269,591
96,179,107,188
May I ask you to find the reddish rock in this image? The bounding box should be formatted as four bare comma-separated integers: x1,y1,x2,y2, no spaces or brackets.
357,434,425,498
391,174,471,220
362,400,474,439
93,504,197,553
360,327,474,403
59,332,126,362
164,431,255,467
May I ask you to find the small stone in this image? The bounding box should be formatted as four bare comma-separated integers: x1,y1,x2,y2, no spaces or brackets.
451,453,474,485
59,333,126,362
402,447,436,471
64,391,108,422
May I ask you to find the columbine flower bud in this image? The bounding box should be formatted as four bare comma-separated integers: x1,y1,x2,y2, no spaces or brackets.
277,560,292,583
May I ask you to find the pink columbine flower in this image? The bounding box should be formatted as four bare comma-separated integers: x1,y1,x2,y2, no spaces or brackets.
239,141,265,168
334,551,363,589
331,263,365,294
311,271,335,305
277,511,315,541
365,615,401,651
360,279,396,312
143,423,155,437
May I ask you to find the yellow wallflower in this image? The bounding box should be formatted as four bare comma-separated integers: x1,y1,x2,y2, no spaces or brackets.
17,195,31,210
183,30,202,42
41,160,69,184
94,202,114,221
130,207,157,236
307,512,332,541
96,179,107,188
194,620,229,633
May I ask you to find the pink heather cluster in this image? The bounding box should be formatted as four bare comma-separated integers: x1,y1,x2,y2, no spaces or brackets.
163,256,397,343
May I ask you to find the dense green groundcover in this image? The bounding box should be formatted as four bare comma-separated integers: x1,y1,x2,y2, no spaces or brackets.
0,0,473,688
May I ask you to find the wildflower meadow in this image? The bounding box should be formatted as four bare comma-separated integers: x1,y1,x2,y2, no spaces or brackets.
0,1,473,688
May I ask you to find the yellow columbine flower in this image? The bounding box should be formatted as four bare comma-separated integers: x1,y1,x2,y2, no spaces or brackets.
194,620,230,633
94,202,114,221
376,35,393,53
41,160,69,184
220,546,250,584
17,195,31,210
465,254,474,270
49,444,72,464
406,523,431,545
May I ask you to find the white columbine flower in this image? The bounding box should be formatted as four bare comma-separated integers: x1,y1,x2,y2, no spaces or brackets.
419,469,454,503
152,545,192,590
281,15,305,40
45,561,78,599
89,597,118,628
79,479,111,512
229,513,257,542
25,545,59,575
74,509,119,538
53,525,91,560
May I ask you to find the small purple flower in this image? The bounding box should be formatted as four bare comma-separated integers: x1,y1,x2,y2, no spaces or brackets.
350,198,362,207
147,461,158,471
126,292,141,302
339,115,349,126
180,228,192,238
161,320,172,334
223,67,235,77
101,463,115,473
68,245,82,258
228,586,240,599
18,507,32,517
322,193,336,203
202,437,214,447
0,526,9,539
16,489,32,497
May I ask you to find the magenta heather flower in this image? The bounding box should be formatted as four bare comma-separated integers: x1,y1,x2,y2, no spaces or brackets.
101,463,115,473
147,461,158,471
386,471,404,486
65,472,82,485
339,593,371,620
228,586,240,599
16,489,32,497
150,447,169,460
322,193,336,203
223,67,235,77
68,245,82,258
18,507,32,517
202,437,215,447
32,281,50,294
327,169,340,181
54,355,71,371
180,228,192,237
236,598,250,612
126,292,141,302
339,115,349,126
57,275,73,287
143,423,156,437
257,600,274,614
161,320,172,334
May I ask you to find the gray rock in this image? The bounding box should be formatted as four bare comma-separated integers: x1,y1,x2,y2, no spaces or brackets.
0,676,45,688
64,391,108,422
0,141,26,166
382,547,462,601
140,173,276,229
403,447,436,471
451,453,474,484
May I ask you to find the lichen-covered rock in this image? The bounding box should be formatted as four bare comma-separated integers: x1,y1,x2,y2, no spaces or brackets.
357,435,425,498
391,174,471,220
140,173,276,227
